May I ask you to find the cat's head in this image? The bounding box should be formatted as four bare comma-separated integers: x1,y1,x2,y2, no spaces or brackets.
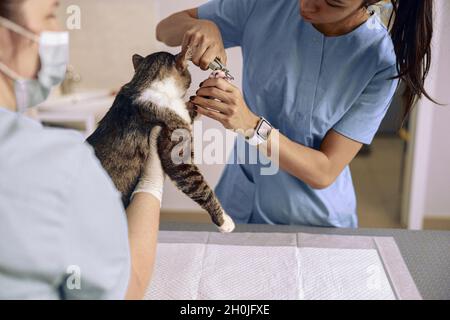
130,51,192,97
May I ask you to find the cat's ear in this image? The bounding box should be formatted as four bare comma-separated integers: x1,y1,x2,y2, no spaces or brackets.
175,47,191,71
132,54,144,71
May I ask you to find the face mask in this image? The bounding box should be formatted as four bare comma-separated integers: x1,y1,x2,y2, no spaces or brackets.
0,17,69,113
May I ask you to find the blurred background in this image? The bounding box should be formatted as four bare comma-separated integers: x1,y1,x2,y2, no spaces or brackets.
34,0,450,230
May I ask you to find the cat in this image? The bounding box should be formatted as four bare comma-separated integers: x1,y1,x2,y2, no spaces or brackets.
86,51,235,233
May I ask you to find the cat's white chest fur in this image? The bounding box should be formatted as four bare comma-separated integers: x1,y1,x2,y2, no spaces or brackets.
137,77,191,124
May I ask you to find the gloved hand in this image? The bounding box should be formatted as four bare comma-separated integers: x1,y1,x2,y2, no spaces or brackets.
131,126,166,206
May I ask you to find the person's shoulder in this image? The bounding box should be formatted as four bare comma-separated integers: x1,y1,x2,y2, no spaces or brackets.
363,15,397,68
0,109,87,173
0,109,119,203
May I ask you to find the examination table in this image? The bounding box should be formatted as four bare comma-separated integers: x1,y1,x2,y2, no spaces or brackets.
145,222,450,300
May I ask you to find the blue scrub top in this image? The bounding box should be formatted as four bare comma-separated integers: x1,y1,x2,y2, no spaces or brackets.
198,0,399,228
0,108,130,299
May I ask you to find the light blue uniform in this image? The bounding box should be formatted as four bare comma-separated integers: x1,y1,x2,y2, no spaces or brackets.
0,108,130,299
199,0,399,227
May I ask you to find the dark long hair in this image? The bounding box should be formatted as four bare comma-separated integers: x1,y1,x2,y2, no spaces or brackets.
0,0,25,23
365,0,437,120
0,0,26,50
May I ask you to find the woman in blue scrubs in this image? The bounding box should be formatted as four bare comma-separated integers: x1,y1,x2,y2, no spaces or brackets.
0,0,164,299
157,0,436,228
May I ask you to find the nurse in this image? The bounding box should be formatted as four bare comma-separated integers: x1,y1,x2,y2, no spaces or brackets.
0,0,164,299
157,0,435,228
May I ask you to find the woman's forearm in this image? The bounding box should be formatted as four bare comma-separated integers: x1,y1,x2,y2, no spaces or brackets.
156,9,198,46
125,193,161,300
261,130,351,190
192,79,347,189
273,132,334,189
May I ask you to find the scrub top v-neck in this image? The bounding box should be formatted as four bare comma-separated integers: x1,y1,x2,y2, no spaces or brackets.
198,0,399,228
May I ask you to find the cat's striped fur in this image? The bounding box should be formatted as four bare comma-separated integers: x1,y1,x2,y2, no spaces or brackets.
87,52,235,233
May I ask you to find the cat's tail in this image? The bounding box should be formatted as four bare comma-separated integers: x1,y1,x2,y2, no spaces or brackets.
158,127,235,233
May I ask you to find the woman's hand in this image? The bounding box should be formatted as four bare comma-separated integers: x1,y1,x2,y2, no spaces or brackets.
126,126,165,299
126,126,165,298
190,78,260,135
181,20,227,70
132,126,165,205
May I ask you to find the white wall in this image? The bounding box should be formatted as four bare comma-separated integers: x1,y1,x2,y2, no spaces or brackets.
59,0,159,90
403,0,450,228
424,1,450,218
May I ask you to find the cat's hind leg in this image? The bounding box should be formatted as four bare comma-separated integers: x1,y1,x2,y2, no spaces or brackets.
158,127,235,233
218,212,235,233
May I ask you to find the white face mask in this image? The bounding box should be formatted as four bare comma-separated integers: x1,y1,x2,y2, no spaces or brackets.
0,17,69,113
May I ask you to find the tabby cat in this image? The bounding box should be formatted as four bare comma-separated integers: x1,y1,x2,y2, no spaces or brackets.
87,51,235,233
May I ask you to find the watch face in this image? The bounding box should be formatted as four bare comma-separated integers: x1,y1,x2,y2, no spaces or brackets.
257,120,272,140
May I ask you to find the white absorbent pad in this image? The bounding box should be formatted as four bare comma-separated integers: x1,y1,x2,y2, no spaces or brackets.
145,231,421,300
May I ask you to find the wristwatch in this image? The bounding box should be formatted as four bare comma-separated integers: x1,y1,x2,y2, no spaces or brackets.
246,117,273,146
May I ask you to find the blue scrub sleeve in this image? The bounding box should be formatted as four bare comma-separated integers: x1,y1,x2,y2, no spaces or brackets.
198,0,258,48
333,63,399,145
61,144,130,300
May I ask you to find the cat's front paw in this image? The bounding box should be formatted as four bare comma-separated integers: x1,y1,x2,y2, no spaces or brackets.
218,213,235,233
